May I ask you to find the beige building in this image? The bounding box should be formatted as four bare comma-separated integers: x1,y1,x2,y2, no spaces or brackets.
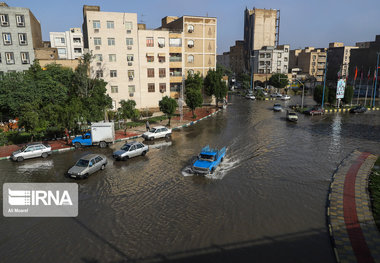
244,8,279,71
326,43,358,81
82,6,216,108
289,47,327,82
229,40,245,75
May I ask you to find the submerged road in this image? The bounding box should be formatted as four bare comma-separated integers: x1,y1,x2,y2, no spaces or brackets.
1,95,380,262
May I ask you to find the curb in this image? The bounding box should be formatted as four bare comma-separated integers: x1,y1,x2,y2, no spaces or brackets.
324,107,380,114
172,109,222,131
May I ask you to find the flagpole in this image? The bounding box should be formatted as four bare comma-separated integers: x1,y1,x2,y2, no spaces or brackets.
357,67,363,105
364,69,370,107
370,70,376,107
373,52,380,108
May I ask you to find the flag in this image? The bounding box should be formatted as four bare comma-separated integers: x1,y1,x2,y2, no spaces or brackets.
367,68,371,80
337,68,341,79
354,66,358,80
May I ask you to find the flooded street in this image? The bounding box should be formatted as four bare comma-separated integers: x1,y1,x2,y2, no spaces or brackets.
1,95,380,262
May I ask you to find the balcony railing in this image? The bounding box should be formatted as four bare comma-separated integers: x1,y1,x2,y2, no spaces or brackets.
169,57,182,62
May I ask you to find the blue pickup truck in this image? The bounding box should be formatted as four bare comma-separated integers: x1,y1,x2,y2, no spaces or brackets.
192,145,226,174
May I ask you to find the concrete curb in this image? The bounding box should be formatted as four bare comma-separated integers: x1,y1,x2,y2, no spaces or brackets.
172,109,222,131
324,107,380,114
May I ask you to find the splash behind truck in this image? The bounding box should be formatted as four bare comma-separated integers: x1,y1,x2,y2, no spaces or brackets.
192,145,226,174
72,122,115,148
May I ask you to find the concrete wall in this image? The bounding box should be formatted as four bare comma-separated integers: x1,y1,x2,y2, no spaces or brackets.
50,28,83,59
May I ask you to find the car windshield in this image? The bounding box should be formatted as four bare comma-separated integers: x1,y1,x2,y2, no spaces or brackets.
199,154,215,161
274,104,280,107
75,159,89,167
121,145,131,151
289,113,296,116
149,128,157,133
21,145,28,151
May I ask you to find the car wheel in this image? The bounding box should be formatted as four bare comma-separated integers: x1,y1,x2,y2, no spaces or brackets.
150,137,154,141
99,141,107,148
74,142,81,149
101,164,105,170
41,152,48,158
165,134,170,139
141,151,147,156
221,157,224,162
211,167,215,174
123,156,129,161
82,173,89,179
17,156,24,162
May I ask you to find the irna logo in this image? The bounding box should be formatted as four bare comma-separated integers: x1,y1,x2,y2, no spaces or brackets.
8,189,73,206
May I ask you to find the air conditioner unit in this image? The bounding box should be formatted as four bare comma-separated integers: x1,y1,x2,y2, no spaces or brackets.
17,22,24,27
95,46,100,50
129,93,134,97
129,77,133,81
128,62,132,66
94,29,99,33
96,62,102,66
158,43,164,48
21,59,28,64
188,45,194,48
4,40,11,45
7,59,14,64
188,29,193,33
1,21,9,26
170,72,174,76
127,46,132,50
160,88,165,93
20,40,26,45
126,30,131,34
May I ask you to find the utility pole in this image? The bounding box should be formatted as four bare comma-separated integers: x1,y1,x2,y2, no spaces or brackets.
373,52,379,108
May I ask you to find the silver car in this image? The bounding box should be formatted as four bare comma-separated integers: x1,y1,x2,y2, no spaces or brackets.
113,141,149,161
67,154,107,179
11,143,52,162
142,126,172,141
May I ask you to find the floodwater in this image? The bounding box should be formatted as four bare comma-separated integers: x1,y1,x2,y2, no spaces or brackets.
1,95,380,263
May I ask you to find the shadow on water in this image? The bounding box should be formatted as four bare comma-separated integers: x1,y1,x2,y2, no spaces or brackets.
79,227,334,263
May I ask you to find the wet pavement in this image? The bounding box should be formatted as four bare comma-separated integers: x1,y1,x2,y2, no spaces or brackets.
1,94,380,263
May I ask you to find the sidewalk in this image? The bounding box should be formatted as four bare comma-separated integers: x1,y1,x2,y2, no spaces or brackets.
328,150,380,262
0,107,221,160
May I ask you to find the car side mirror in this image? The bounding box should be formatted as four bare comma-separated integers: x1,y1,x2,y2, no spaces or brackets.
89,163,93,167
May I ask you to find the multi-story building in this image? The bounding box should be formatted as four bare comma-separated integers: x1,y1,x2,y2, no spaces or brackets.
289,47,327,83
326,42,358,82
82,6,216,109
253,44,289,74
243,7,279,71
229,40,245,75
217,51,230,69
0,2,42,73
50,28,84,59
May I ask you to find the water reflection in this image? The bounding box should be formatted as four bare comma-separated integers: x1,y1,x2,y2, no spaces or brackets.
329,114,342,155
16,159,54,173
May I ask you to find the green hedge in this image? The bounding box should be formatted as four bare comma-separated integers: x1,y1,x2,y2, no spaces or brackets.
369,157,380,231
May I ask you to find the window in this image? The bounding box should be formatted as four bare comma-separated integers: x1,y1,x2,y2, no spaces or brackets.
260,53,265,58
0,14,9,26
146,37,154,47
266,53,271,58
265,61,271,66
74,48,81,54
96,70,103,78
312,62,316,66
259,61,264,66
170,68,182,77
3,33,11,45
158,54,165,63
110,70,117,77
58,48,66,55
125,22,133,30
126,38,133,45
95,54,103,62
284,57,288,62
188,24,194,33
169,38,181,47
93,20,100,29
312,55,316,61
159,83,166,93
73,37,81,44
188,69,194,76
20,52,29,64
127,54,134,61
266,69,270,74
108,38,115,46
18,33,27,45
16,15,25,27
128,70,134,80
109,54,116,62
277,61,281,66
159,68,166,78
94,37,101,45
169,53,182,62
148,83,155,92
170,83,181,92
278,53,282,58
259,69,264,74
111,86,118,93
5,52,14,64
54,37,65,46
107,21,114,29
187,55,194,63
128,85,135,93
158,37,165,48
146,54,154,62
188,40,194,48
147,68,154,78
285,48,289,52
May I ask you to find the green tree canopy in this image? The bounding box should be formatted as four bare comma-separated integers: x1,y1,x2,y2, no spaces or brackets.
269,73,289,90
159,96,178,126
204,69,228,106
342,85,354,104
313,85,329,105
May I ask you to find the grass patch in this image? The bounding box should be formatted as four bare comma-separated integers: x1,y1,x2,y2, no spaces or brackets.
369,156,380,231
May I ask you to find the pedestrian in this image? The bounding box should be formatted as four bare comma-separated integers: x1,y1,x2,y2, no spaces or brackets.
146,120,150,131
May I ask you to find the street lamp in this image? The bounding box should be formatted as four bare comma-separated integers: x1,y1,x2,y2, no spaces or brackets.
293,78,305,108
373,52,380,108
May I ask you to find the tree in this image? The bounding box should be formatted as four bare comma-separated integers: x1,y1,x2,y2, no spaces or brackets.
269,73,289,90
118,100,137,120
204,69,228,107
313,85,329,105
159,96,177,126
185,71,203,90
342,85,354,105
18,103,46,142
185,89,203,119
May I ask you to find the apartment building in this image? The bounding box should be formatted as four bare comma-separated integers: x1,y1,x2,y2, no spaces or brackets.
217,51,230,69
326,42,358,82
253,44,289,74
229,40,245,75
0,2,42,73
289,47,327,83
244,8,279,71
50,28,84,59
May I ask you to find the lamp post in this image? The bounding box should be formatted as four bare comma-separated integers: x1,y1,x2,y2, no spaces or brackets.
293,78,305,108
373,52,379,108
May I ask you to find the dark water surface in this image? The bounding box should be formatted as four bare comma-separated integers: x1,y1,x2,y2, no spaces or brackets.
1,95,380,263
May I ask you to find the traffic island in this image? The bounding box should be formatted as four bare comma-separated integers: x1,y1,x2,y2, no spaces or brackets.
327,151,380,262
369,157,380,232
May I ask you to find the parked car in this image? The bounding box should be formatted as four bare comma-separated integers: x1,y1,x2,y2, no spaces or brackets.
142,126,172,140
67,154,107,179
273,104,282,112
113,142,149,161
304,107,324,116
281,95,291,100
192,145,226,174
350,106,367,113
286,110,298,122
245,94,256,100
271,93,282,98
11,143,52,162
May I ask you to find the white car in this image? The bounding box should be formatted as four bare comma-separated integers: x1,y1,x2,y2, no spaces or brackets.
271,93,282,98
11,143,52,162
281,95,291,100
245,94,256,100
286,110,298,122
113,142,149,160
142,126,172,140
